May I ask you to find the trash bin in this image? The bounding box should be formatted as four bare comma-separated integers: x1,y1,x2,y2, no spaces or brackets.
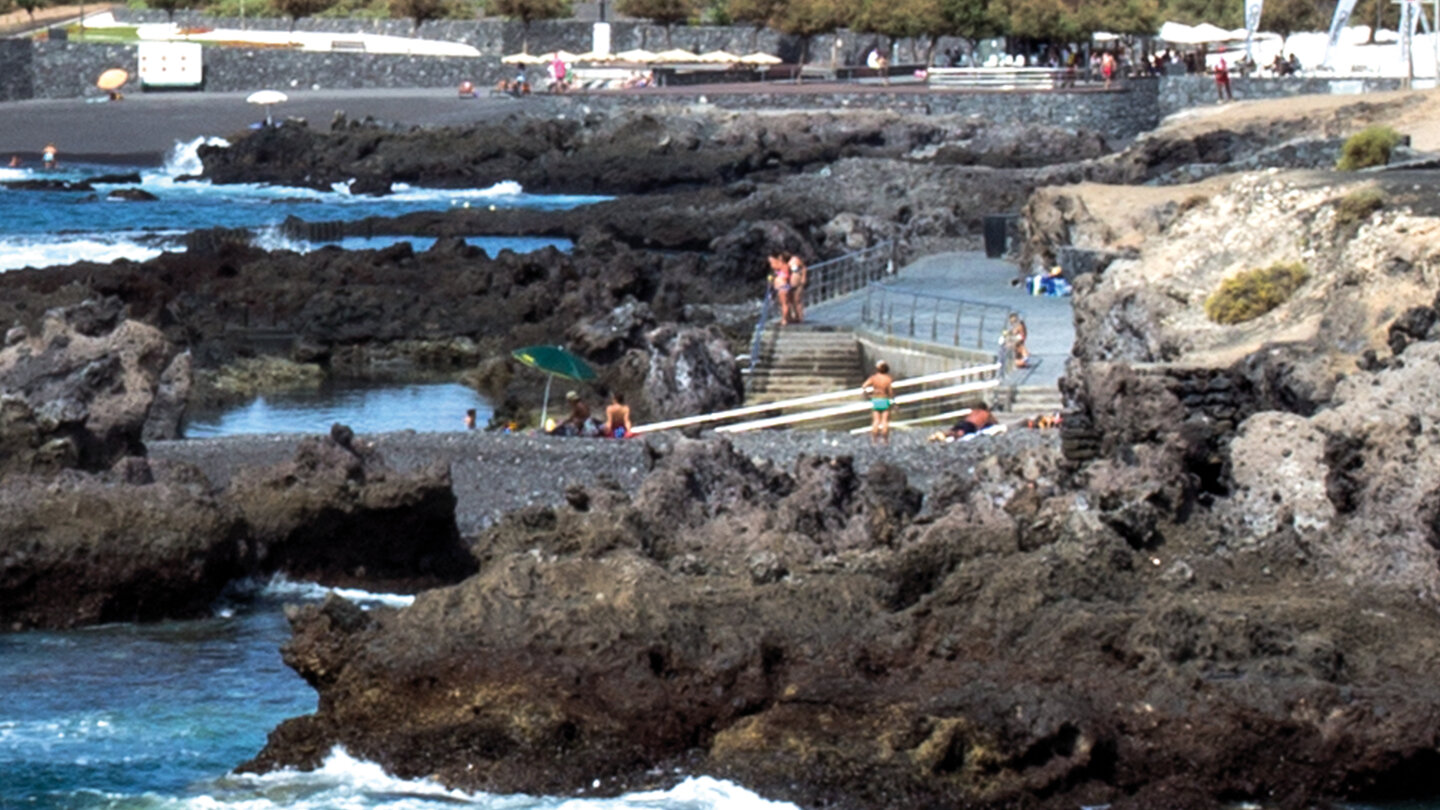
983,214,1009,259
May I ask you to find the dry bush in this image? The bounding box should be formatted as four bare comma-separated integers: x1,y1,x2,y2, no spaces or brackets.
1205,261,1310,325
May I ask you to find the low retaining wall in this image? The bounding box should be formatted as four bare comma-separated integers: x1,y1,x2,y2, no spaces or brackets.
856,329,994,380
1156,74,1410,118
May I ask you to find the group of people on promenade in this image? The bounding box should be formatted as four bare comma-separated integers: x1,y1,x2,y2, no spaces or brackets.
769,252,809,325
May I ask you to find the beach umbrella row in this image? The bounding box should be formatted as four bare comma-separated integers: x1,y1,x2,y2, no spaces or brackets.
501,48,781,65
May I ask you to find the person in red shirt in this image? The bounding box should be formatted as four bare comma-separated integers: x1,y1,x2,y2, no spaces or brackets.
1213,47,1233,102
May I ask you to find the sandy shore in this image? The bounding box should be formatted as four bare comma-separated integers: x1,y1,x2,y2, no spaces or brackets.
150,428,1057,537
0,89,522,164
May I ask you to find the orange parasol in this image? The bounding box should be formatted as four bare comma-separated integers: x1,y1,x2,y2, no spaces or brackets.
96,68,128,91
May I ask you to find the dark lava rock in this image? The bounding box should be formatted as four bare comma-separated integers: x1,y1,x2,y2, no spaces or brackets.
0,427,475,630
0,298,179,475
3,179,95,192
0,457,242,630
242,437,1440,809
88,172,144,185
106,187,159,201
226,430,476,592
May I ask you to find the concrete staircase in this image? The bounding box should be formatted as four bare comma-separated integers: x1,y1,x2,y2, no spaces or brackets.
996,384,1065,419
745,325,864,405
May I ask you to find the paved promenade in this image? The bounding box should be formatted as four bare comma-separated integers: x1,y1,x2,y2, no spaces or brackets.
804,251,1072,389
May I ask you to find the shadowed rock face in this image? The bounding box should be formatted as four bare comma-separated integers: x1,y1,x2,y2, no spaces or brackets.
243,435,1440,810
0,430,475,631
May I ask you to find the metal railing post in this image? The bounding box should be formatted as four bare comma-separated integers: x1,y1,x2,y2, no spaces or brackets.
953,303,963,347
930,297,940,342
908,294,917,337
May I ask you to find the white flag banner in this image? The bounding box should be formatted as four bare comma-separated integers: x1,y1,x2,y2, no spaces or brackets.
1320,0,1359,67
1244,0,1265,59
1400,0,1414,66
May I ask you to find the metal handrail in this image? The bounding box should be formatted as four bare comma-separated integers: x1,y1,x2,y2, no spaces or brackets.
860,282,1017,353
746,285,776,377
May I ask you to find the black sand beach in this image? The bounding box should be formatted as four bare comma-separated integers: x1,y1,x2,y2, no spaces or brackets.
0,88,522,163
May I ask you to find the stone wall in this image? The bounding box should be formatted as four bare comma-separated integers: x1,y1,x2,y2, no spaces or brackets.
553,84,1161,146
0,38,32,101
1156,74,1409,118
29,42,137,100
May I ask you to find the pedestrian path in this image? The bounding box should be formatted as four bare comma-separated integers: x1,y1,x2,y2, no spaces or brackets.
803,251,1073,390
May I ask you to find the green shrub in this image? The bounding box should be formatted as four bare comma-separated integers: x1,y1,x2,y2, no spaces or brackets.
1335,188,1386,229
1336,126,1402,171
1205,261,1310,325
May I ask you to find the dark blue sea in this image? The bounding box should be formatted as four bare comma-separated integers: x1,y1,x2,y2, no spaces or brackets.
1,139,797,810
0,137,590,272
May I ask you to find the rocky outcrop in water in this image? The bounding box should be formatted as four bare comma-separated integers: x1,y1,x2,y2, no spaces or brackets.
197,109,1110,196
245,426,1440,809
0,427,474,630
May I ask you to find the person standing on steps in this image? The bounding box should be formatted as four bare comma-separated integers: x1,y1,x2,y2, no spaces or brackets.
862,361,895,446
770,254,794,325
787,253,809,324
1003,313,1031,369
42,144,57,171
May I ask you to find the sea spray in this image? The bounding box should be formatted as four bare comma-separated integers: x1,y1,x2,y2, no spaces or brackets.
213,747,802,810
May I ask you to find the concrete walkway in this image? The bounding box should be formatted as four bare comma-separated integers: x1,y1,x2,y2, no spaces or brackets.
803,251,1072,389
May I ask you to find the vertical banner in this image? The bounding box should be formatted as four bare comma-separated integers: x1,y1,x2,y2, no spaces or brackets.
1321,0,1360,67
1244,0,1265,60
1400,0,1413,70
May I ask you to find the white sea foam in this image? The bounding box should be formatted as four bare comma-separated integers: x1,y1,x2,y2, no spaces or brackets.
162,136,231,179
0,233,178,272
186,747,801,810
257,574,417,608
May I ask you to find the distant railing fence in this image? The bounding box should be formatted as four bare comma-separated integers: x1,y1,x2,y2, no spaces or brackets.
860,282,1015,353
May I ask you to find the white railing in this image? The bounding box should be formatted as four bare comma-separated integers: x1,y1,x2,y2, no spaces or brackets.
630,362,1000,436
927,67,1085,90
714,379,998,433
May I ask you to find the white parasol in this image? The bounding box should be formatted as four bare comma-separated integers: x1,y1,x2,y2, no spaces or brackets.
245,89,288,126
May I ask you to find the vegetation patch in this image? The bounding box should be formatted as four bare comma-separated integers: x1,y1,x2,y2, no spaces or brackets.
1335,188,1386,229
1336,126,1403,171
1205,261,1310,325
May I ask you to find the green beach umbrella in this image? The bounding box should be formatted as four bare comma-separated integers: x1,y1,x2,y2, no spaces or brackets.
511,345,597,430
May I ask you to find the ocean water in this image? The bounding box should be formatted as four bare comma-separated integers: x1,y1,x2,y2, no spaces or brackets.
0,137,601,271
0,581,798,810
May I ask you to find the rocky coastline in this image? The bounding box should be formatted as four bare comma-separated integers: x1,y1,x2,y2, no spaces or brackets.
5,91,1440,807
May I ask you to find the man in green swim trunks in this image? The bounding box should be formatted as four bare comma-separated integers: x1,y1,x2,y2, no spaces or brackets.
863,360,895,445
